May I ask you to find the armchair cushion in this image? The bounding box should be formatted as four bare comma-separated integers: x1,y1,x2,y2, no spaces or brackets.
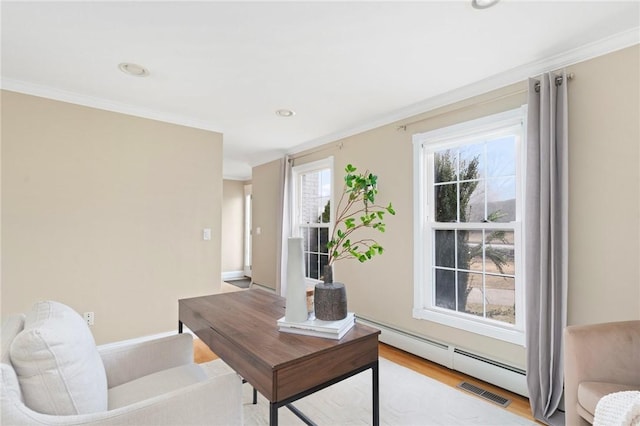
9,301,108,415
578,381,639,422
108,363,206,409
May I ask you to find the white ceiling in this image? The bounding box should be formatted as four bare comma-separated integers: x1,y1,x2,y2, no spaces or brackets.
2,1,639,180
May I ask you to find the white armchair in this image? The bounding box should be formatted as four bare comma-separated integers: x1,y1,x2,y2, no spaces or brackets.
1,301,243,425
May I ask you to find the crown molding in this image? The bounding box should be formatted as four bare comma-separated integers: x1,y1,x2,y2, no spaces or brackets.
0,78,222,133
276,26,640,164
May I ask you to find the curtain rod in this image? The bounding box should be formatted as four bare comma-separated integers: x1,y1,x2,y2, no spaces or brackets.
397,72,574,131
396,88,526,131
534,72,574,93
288,142,343,163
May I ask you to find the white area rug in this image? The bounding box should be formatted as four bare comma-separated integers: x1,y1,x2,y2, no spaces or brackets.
221,357,535,425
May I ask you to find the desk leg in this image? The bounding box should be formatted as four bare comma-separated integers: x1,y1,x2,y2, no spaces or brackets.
269,402,278,426
372,360,379,426
178,320,183,334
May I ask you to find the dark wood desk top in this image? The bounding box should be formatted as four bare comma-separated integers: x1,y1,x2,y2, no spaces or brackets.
179,289,379,369
179,289,380,402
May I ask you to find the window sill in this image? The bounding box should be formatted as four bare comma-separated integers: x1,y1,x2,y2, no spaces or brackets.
412,307,525,346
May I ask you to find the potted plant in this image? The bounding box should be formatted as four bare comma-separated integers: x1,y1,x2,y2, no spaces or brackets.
314,164,395,320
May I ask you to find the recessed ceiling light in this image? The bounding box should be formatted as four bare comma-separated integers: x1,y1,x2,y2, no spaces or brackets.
472,0,500,9
118,62,150,77
276,109,295,117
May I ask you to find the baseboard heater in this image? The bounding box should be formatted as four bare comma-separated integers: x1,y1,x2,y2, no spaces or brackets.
357,316,528,398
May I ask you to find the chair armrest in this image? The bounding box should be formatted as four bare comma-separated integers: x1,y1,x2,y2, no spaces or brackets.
98,333,194,388
2,371,243,425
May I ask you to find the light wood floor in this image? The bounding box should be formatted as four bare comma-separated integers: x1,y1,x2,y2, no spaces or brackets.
193,338,537,423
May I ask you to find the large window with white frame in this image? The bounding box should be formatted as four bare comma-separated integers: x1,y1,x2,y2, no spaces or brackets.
292,158,333,282
413,107,526,345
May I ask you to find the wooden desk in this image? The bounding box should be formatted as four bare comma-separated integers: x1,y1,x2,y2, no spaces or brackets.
178,289,380,426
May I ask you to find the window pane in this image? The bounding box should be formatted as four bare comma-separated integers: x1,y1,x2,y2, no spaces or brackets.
300,174,312,223
465,230,484,272
301,172,322,224
485,230,515,275
434,230,455,268
301,227,310,251
435,183,458,222
460,271,483,317
320,169,331,197
320,199,331,223
303,251,311,278
434,268,456,310
309,227,319,253
461,180,483,222
319,254,329,280
309,253,319,280
456,230,470,271
487,177,515,222
319,227,329,253
434,150,457,183
459,144,484,180
486,136,515,178
485,275,515,324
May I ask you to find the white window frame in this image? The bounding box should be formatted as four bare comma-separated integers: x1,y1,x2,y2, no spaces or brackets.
412,107,527,346
291,157,334,285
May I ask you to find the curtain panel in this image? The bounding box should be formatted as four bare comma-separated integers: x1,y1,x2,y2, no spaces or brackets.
525,72,569,425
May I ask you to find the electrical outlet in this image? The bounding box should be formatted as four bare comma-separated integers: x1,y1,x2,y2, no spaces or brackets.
83,312,95,326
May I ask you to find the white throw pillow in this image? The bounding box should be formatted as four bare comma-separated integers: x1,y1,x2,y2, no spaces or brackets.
9,301,108,415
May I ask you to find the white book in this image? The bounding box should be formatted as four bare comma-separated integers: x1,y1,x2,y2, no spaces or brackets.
277,312,355,334
278,320,355,340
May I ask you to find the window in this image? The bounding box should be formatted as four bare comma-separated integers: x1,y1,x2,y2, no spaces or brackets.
413,108,525,345
292,158,333,282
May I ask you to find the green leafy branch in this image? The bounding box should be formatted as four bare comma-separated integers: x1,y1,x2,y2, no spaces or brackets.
327,164,395,265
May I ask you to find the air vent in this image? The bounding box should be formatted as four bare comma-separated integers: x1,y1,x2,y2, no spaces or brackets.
457,381,511,407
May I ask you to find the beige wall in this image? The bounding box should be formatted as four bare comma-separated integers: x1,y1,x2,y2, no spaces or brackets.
1,91,223,344
567,45,640,325
221,179,245,274
251,45,640,368
250,159,282,290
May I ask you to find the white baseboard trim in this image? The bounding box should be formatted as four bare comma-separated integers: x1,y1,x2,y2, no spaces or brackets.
357,315,528,398
358,316,452,368
221,270,245,281
249,282,276,293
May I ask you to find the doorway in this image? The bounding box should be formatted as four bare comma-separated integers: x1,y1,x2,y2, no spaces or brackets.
244,184,252,277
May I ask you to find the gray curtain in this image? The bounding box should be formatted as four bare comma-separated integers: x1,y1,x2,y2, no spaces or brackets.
525,72,569,425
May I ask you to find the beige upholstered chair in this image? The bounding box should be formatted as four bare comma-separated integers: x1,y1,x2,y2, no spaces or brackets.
564,320,640,425
1,301,242,425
